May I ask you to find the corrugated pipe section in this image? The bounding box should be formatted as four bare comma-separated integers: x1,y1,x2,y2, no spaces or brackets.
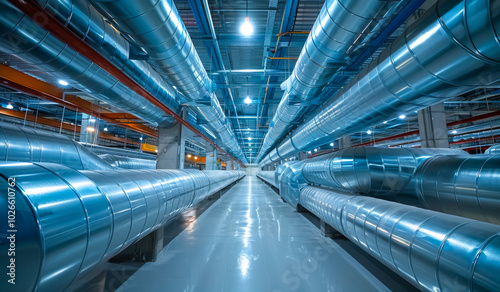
0,0,181,127
89,0,247,163
259,0,500,167
256,170,277,188
415,155,500,225
256,0,405,162
0,122,113,170
300,186,500,292
99,154,156,169
276,161,307,207
81,143,157,160
0,162,244,292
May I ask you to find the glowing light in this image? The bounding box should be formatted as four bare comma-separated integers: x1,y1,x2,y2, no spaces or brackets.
139,137,143,141
194,156,198,160
6,102,13,109
314,149,318,152
367,130,372,135
155,149,158,153
240,17,253,36
248,137,252,141
89,118,96,122
188,154,192,158
58,79,69,86
249,149,252,151
383,121,388,124
330,142,334,147
103,127,108,131
308,151,312,154
399,114,406,119
452,130,457,134
244,96,252,104
86,127,95,132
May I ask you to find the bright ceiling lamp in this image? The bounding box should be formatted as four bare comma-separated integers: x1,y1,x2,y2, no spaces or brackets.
58,79,69,86
240,0,253,36
399,114,406,119
6,102,13,109
244,96,252,104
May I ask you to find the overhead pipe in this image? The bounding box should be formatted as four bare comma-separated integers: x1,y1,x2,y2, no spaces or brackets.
259,0,500,167
300,186,500,292
256,0,407,162
5,0,242,165
0,162,244,292
99,154,156,169
0,0,180,127
485,144,500,154
0,122,113,170
89,0,247,163
415,154,500,225
81,143,157,160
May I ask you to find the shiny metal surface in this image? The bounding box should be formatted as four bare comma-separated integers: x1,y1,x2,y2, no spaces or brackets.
0,162,243,291
484,144,500,155
256,170,277,188
99,154,156,169
276,161,307,207
0,122,113,170
90,0,246,162
0,0,181,126
256,0,404,162
260,0,500,166
301,147,465,198
81,142,157,160
300,185,500,292
415,154,500,225
90,177,398,292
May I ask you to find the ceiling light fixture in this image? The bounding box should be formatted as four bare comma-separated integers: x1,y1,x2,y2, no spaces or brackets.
244,96,252,104
399,114,406,119
58,79,69,86
188,154,192,158
330,142,334,147
248,137,252,141
139,137,143,141
103,127,108,132
452,130,458,134
366,130,372,135
240,0,253,36
6,102,13,109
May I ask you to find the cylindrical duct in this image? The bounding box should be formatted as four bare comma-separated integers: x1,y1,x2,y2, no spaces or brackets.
256,170,277,188
99,154,156,169
260,0,500,166
415,154,500,225
300,186,500,292
0,122,113,170
0,162,244,292
484,144,500,154
277,161,307,207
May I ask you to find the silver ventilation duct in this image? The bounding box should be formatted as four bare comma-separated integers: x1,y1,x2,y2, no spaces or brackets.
99,154,156,169
276,161,306,207
259,0,500,167
300,186,500,292
81,142,157,159
485,144,500,154
0,0,181,127
301,147,465,197
415,154,500,225
256,0,406,162
256,170,277,188
89,0,247,163
0,122,113,170
0,162,244,292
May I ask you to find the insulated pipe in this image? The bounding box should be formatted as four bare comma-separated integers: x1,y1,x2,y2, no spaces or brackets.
485,144,500,154
415,154,500,225
276,161,306,207
90,0,247,163
0,162,244,292
256,170,277,188
81,143,157,160
0,1,180,127
300,186,500,292
259,0,500,167
0,122,113,170
98,154,156,169
301,147,466,197
256,0,405,161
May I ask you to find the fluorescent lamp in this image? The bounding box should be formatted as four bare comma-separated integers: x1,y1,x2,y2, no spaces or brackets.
6,102,13,109
240,17,253,36
58,80,69,86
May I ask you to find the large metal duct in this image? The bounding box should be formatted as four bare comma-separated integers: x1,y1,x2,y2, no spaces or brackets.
0,162,244,292
276,161,306,207
259,0,500,167
485,144,500,154
0,122,113,170
256,0,406,162
415,154,500,225
0,0,181,127
300,186,500,292
99,154,156,169
89,0,246,163
81,142,157,159
301,147,465,197
256,170,277,188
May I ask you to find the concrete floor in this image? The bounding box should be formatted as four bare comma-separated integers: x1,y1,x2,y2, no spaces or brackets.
68,176,418,292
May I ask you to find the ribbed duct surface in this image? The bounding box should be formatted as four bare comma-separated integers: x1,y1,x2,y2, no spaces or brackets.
301,147,465,197
99,154,156,169
276,161,306,207
260,0,500,167
82,142,157,160
415,155,500,225
300,186,500,292
0,122,113,170
257,0,404,161
0,0,181,127
89,0,246,163
256,170,277,188
0,162,244,292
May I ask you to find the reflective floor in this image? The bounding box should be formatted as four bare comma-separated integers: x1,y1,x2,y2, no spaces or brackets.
69,176,417,292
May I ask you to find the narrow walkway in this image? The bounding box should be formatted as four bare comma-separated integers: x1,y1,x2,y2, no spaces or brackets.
112,176,395,292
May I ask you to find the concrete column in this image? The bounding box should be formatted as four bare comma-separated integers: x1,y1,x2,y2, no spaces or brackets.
418,102,449,148
338,135,351,149
226,159,232,170
157,122,186,169
79,114,99,144
205,144,217,170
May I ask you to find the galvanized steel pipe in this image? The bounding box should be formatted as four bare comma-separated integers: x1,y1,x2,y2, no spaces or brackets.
0,163,244,291
99,154,156,169
260,0,500,167
256,170,277,188
300,186,500,292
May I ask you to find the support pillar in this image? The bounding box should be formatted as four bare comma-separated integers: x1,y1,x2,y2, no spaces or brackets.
205,144,217,170
338,135,351,149
79,114,99,144
226,159,232,170
157,122,186,169
418,102,449,148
